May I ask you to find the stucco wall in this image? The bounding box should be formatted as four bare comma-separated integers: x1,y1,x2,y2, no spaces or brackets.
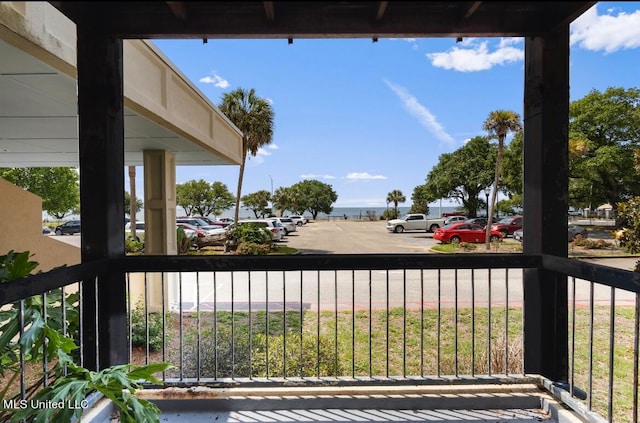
0,177,80,272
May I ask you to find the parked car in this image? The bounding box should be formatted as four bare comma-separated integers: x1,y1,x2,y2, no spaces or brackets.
218,217,235,224
465,217,488,227
288,215,308,226
193,216,228,227
125,221,146,240
433,222,504,244
176,222,225,248
42,226,52,235
490,215,523,237
513,224,588,243
236,219,282,241
54,220,81,235
273,217,296,234
444,215,468,225
176,217,227,234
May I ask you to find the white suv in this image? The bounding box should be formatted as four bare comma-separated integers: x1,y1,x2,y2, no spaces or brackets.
288,215,308,226
236,219,282,241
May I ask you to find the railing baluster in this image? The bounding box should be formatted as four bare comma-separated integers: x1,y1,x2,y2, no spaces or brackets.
588,281,595,410
437,269,442,378
42,292,48,387
317,270,321,378
633,293,639,423
299,270,303,379
283,270,287,379
420,269,424,378
266,271,270,378
248,271,252,380
570,276,576,397
471,268,475,376
230,271,235,379
386,269,389,379
369,269,372,378
161,273,167,382
213,271,218,380
403,269,407,378
352,269,355,379
608,287,615,422
454,268,459,377
126,274,132,368
61,286,68,377
505,269,509,376
196,271,201,381
488,268,492,376
144,273,149,365
334,270,338,378
179,272,184,381
19,300,25,400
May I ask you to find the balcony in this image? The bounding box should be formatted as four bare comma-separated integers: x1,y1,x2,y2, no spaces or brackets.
2,253,638,422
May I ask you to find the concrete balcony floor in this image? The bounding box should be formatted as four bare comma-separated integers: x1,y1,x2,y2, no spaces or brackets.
84,382,588,423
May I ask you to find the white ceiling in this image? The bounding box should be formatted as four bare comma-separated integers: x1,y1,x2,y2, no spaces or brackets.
0,39,236,168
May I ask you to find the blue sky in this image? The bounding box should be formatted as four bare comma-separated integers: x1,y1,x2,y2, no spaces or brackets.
143,2,640,209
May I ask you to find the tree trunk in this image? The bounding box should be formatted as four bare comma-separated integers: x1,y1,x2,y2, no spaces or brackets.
234,141,248,224
485,138,505,249
128,165,136,239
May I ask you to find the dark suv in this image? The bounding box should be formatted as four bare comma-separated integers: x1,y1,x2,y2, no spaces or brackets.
54,220,81,235
490,215,523,237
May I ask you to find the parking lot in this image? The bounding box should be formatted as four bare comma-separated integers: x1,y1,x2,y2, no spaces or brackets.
282,220,438,254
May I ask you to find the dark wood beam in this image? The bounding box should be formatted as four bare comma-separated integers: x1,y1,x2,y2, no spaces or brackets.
76,22,127,371
522,26,570,382
166,2,188,21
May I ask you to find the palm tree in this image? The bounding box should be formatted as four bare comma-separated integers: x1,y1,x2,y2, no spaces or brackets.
483,110,522,249
386,189,406,219
219,88,275,223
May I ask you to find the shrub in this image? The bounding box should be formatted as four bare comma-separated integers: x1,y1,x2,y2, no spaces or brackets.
573,238,612,249
237,241,271,255
252,332,343,377
176,226,192,254
616,197,640,253
130,300,170,352
125,236,144,253
459,242,477,252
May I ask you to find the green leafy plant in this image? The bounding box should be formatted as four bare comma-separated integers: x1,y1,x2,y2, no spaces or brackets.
125,236,144,254
615,197,640,253
130,301,170,352
176,226,192,254
237,241,271,255
0,250,172,423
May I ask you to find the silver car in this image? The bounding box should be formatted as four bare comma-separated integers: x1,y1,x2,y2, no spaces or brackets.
513,224,588,243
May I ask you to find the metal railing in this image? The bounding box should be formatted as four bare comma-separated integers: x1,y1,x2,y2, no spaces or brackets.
2,253,639,422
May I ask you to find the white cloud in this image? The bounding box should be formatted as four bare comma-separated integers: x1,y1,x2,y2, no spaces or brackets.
571,5,640,53
199,72,230,88
267,144,279,150
256,148,272,156
426,38,523,72
300,173,336,180
384,80,456,146
346,172,387,181
265,97,274,105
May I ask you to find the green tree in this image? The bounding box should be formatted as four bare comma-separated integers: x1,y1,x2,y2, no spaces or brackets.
124,191,143,217
569,87,640,211
209,181,236,217
0,167,79,219
176,179,211,216
241,190,272,218
219,88,275,223
386,189,406,219
272,186,297,215
483,110,522,249
290,179,338,219
417,136,497,218
176,179,235,217
408,185,430,215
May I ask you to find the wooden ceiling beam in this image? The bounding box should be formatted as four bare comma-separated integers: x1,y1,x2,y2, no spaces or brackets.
464,2,482,19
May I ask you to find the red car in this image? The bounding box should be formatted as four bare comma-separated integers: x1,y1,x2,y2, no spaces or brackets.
490,215,523,237
433,222,504,244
